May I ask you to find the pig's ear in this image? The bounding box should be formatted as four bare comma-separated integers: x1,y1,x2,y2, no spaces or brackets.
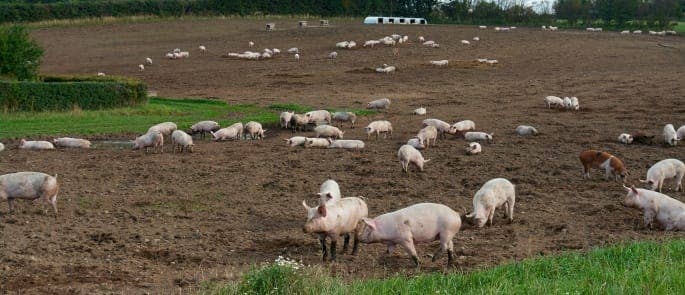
361,218,375,230
317,205,327,217
302,200,311,210
630,185,639,195
622,185,631,192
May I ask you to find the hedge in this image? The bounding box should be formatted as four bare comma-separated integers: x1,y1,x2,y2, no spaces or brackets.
0,75,148,112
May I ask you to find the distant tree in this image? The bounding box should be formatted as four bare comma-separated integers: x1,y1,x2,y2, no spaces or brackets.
0,25,43,81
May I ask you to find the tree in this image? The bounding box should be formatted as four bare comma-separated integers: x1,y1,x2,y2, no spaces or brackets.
0,25,43,81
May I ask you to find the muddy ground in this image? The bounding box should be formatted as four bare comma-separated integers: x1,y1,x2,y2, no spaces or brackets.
0,18,684,293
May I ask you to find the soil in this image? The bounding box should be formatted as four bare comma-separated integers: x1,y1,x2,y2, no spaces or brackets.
1,18,684,293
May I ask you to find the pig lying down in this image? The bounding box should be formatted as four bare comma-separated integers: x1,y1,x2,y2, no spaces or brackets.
285,136,307,147
328,140,364,149
622,185,685,231
19,139,54,150
303,197,368,261
359,203,461,267
465,178,515,227
0,172,59,214
53,137,91,148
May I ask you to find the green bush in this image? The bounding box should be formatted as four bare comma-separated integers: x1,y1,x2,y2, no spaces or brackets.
0,75,147,112
0,25,43,81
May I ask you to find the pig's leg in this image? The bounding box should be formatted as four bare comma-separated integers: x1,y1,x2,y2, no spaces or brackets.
386,243,395,254
658,180,663,193
507,198,515,223
7,198,15,213
351,233,360,255
49,194,58,214
329,236,338,261
676,173,683,192
643,210,655,230
398,240,419,267
342,234,350,254
319,235,328,261
487,206,495,226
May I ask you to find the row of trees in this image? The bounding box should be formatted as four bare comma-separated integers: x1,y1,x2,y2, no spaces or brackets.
555,0,682,27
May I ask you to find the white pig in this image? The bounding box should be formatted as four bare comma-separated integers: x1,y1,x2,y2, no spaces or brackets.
190,121,220,139
304,138,332,148
664,124,679,146
19,140,54,150
53,137,91,148
465,142,481,155
148,122,177,136
422,119,453,138
0,142,4,152
450,120,475,135
280,111,294,129
677,125,685,142
515,125,538,136
366,98,391,110
544,96,564,108
464,132,494,143
211,123,243,141
416,125,438,148
302,197,369,261
365,121,393,139
132,131,164,153
285,136,307,147
398,145,430,172
244,121,266,140
640,159,684,192
413,107,426,115
332,112,357,128
171,130,194,153
465,178,515,227
0,172,59,214
622,185,685,230
328,140,365,149
407,138,425,150
315,125,344,139
317,179,341,206
305,110,332,125
359,203,461,267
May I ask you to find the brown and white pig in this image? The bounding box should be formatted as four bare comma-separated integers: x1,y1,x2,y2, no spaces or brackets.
398,145,430,172
622,185,685,231
189,120,220,139
53,137,91,149
315,125,344,139
359,203,461,267
171,130,194,153
465,178,515,227
639,159,684,192
579,150,628,182
132,131,164,153
465,142,481,155
0,172,59,214
243,121,266,140
302,197,368,261
211,123,243,141
365,120,393,139
416,125,438,148
19,139,54,150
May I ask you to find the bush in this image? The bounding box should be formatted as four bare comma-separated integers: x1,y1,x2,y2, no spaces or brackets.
0,25,43,81
0,75,148,112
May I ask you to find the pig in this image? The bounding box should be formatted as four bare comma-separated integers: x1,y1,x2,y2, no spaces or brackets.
317,179,341,206
211,123,243,141
132,131,164,153
328,140,365,149
663,124,679,146
304,138,332,148
465,142,481,155
0,142,4,152
464,132,494,143
406,138,425,150
515,125,538,136
677,125,685,142
544,96,564,108
315,125,344,139
280,111,294,129
302,197,369,261
148,122,177,136
416,126,438,148
0,172,59,214
305,110,332,125
465,178,515,227
290,114,310,132
639,159,684,192
563,97,572,110
171,130,194,153
622,185,685,231
570,97,579,110
365,120,393,139
243,121,266,140
285,136,307,147
579,149,628,181
332,112,357,128
366,98,391,110
413,107,426,115
450,120,475,135
19,140,54,150
189,121,220,139
422,119,453,138
398,145,430,172
53,137,91,148
618,133,633,144
359,203,461,267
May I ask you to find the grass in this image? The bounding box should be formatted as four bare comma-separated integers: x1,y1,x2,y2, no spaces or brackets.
0,97,373,139
202,239,685,294
676,22,685,33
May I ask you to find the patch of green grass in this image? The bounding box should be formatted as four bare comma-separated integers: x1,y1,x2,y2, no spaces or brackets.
675,22,685,33
202,239,685,294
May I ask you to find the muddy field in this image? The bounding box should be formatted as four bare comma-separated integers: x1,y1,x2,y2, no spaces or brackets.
0,18,684,293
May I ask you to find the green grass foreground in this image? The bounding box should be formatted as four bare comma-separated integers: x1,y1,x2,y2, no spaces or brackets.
202,239,685,295
676,22,685,33
0,98,371,139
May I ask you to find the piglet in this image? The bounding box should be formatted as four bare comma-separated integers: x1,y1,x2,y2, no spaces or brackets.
303,197,368,261
465,142,481,155
0,172,59,214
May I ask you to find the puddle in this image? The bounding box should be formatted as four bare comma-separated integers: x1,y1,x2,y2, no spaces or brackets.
91,140,133,150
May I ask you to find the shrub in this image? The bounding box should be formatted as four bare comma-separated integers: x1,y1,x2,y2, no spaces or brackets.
0,75,148,112
0,25,43,81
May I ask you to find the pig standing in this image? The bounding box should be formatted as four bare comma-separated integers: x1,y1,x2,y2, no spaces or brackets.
639,159,684,192
359,203,461,267
285,136,307,147
19,140,54,150
579,150,627,181
416,126,438,148
677,125,685,142
332,112,357,128
280,111,294,129
0,172,59,214
465,142,481,155
211,123,243,141
465,178,515,227
132,131,164,153
315,125,344,139
422,119,453,138
304,138,331,148
302,197,369,261
398,145,430,172
544,96,564,108
366,98,391,110
464,132,494,143
406,138,425,150
244,121,266,140
305,110,332,125
290,114,310,132
365,120,393,139
663,124,679,146
171,130,194,153
53,137,91,148
450,120,475,135
622,185,685,231
190,121,220,139
148,122,177,136
328,140,364,149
